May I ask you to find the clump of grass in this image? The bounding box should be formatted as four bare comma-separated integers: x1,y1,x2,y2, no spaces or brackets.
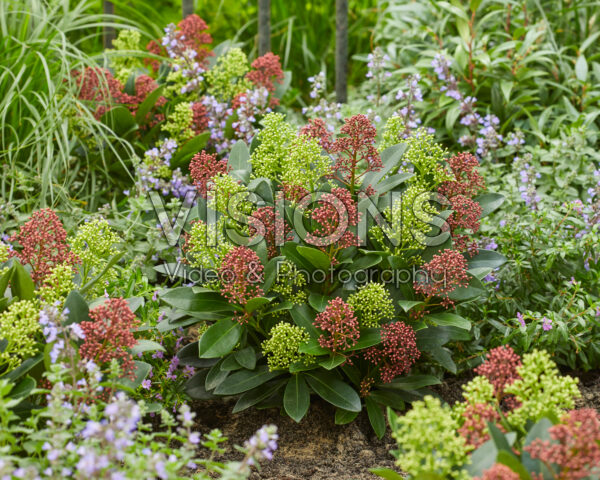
0,0,137,211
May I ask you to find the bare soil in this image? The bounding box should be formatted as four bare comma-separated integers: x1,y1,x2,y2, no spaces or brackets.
192,369,600,480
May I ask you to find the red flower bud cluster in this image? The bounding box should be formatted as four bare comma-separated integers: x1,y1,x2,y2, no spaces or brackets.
414,249,469,307
219,246,264,305
9,208,78,285
72,67,134,119
438,152,485,199
191,101,209,134
282,183,309,203
363,321,420,383
144,14,213,71
474,345,521,408
80,298,140,378
525,409,600,479
249,206,291,259
246,53,284,99
330,115,382,187
314,298,360,352
178,14,213,60
473,464,520,480
447,194,482,256
306,188,360,250
458,403,504,448
299,118,333,152
189,150,229,197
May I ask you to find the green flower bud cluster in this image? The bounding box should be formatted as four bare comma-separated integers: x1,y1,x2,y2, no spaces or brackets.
38,263,75,307
206,48,252,101
281,135,331,191
251,114,331,189
380,117,450,188
70,218,120,295
401,128,451,189
271,260,307,306
505,349,580,428
162,102,194,143
261,322,310,371
370,184,437,257
208,173,251,216
250,113,296,180
107,29,144,83
0,243,9,264
185,218,234,270
0,300,41,372
347,282,395,327
380,116,406,151
391,396,472,479
451,375,495,422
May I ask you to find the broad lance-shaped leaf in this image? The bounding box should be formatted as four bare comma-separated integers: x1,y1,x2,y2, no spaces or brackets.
366,396,386,439
214,366,282,395
198,318,242,358
305,370,361,412
161,287,235,313
130,340,165,355
296,246,331,271
335,408,359,425
475,192,504,217
284,374,310,422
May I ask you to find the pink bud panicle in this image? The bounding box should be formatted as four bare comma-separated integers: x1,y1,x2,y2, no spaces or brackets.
80,298,140,379
414,249,469,307
474,345,521,408
9,209,78,285
363,321,420,383
219,246,264,306
313,298,360,352
524,409,600,479
189,150,229,197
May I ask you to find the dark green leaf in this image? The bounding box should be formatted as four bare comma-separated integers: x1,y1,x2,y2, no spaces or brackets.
63,290,91,325
296,246,331,270
335,408,359,425
198,318,242,358
305,370,361,412
161,287,234,313
318,354,346,370
234,347,257,370
284,374,310,422
214,366,282,395
366,396,386,439
205,360,229,390
308,292,329,312
475,193,505,217
426,312,471,330
10,261,35,300
383,375,441,391
398,300,423,313
233,379,286,413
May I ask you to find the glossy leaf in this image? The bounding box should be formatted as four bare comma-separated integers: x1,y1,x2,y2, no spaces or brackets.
198,318,242,358
284,374,310,422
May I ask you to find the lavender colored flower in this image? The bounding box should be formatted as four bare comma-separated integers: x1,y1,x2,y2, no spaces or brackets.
542,316,552,331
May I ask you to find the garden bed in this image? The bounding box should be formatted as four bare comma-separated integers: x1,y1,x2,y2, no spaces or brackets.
193,369,600,479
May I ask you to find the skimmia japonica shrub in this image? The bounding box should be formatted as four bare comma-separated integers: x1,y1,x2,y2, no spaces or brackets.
156,112,506,435
373,347,597,480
